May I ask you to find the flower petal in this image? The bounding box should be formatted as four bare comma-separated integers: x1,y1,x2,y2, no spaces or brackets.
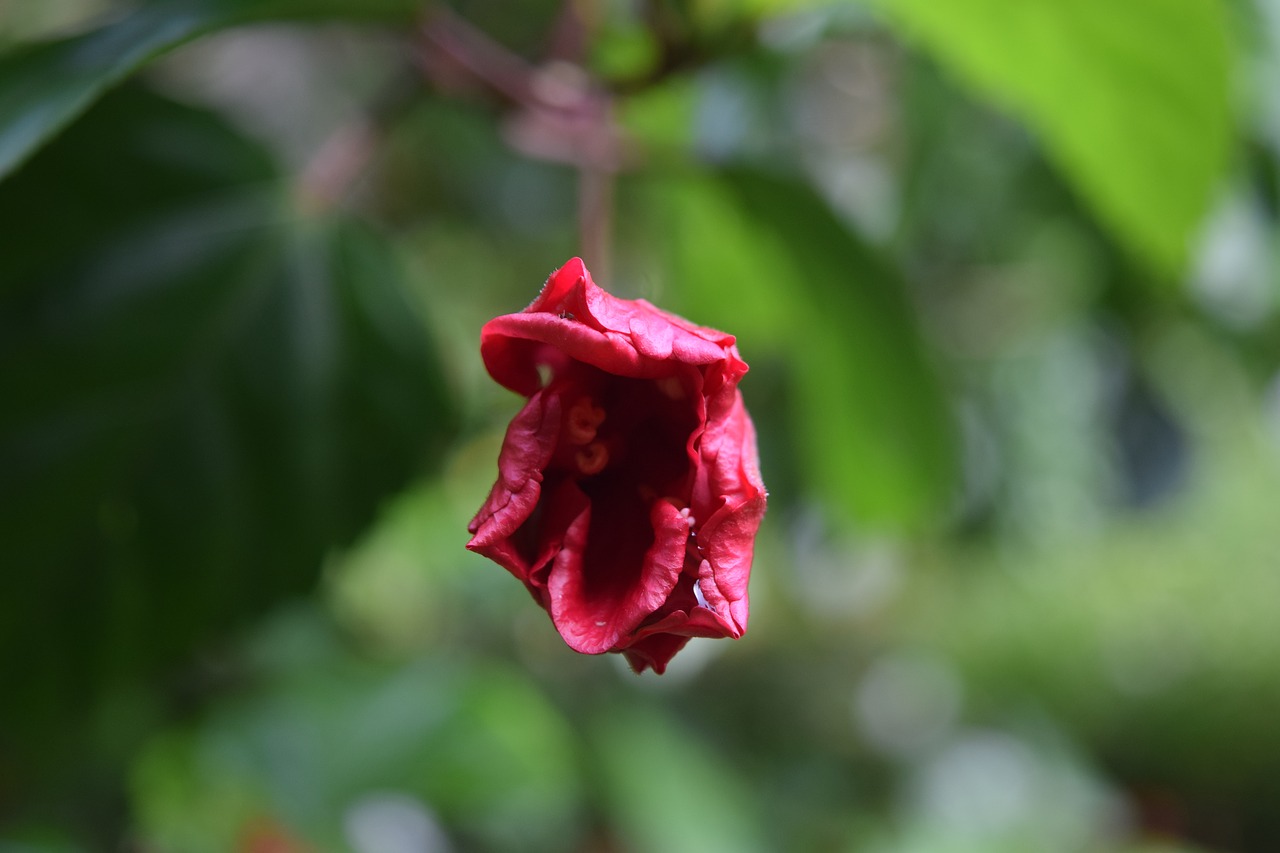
480,259,745,396
622,633,692,675
466,389,562,578
547,497,688,654
692,393,766,634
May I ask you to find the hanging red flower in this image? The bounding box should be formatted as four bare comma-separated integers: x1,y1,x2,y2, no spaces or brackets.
467,258,767,673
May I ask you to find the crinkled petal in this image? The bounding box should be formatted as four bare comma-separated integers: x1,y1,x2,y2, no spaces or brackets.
622,634,692,675
630,597,740,642
466,390,561,578
481,315,654,394
480,259,744,395
528,256,590,314
692,394,765,634
548,498,688,654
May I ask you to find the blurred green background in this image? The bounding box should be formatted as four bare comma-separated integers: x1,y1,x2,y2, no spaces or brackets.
2,0,1277,850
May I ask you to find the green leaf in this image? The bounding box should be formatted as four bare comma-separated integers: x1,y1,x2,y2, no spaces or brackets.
591,703,767,853
130,620,584,852
870,0,1232,277
0,0,421,181
0,86,456,769
633,168,956,528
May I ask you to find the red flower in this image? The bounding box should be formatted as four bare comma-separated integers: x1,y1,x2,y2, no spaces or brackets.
467,258,767,673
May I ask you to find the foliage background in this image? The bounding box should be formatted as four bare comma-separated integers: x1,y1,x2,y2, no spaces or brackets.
1,0,1277,850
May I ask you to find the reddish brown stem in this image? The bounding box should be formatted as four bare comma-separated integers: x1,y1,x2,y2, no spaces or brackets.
579,165,614,282
420,4,619,279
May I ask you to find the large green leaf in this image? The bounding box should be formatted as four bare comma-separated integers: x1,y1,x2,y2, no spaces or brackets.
0,0,421,181
0,86,456,773
870,0,1232,277
634,168,956,528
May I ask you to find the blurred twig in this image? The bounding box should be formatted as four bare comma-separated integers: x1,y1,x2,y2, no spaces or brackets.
297,119,378,213
419,4,624,280
295,67,424,214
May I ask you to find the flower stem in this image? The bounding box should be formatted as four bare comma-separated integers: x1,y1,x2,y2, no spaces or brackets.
579,160,614,282
420,4,620,280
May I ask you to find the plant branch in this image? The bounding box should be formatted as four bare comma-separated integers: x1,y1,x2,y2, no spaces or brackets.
419,5,624,279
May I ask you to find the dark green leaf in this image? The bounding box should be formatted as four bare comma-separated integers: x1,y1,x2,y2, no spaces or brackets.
0,0,421,180
0,86,456,770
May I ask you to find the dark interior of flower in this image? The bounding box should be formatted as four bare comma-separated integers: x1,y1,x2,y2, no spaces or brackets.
516,361,700,611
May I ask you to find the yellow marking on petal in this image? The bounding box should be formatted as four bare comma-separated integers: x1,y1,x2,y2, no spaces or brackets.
566,397,606,445
575,442,609,475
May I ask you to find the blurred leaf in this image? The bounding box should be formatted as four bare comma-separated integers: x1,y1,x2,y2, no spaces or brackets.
0,0,421,181
0,78,276,297
131,615,584,852
374,98,579,240
617,75,699,155
870,0,1232,277
591,703,766,853
409,667,586,849
635,168,956,528
898,369,1280,810
129,728,271,853
0,831,82,853
0,86,456,773
590,24,661,83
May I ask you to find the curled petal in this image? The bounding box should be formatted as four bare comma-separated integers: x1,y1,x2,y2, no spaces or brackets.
481,259,746,395
548,498,689,654
622,634,692,675
467,390,562,578
692,395,766,634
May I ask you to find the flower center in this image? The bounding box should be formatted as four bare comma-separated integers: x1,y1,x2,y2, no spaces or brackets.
553,373,696,496
575,441,609,475
655,376,685,400
566,397,606,445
